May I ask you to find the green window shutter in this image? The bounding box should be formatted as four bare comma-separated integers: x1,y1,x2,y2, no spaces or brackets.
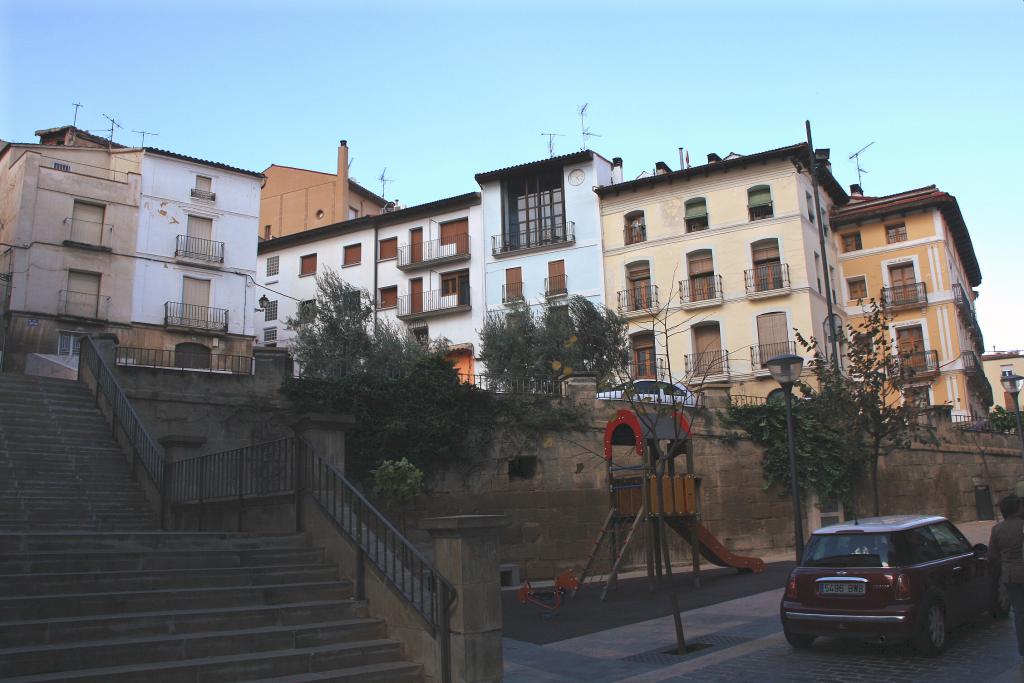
685,199,707,218
748,186,772,206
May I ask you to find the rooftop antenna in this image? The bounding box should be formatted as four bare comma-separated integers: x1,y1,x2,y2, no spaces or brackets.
132,129,158,146
540,132,565,158
101,114,122,145
848,141,875,189
378,167,394,198
577,103,601,150
71,102,83,128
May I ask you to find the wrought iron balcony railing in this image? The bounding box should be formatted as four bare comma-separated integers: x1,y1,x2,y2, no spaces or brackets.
896,349,939,378
744,262,790,296
545,274,568,297
190,188,216,201
751,341,798,369
617,284,658,313
176,234,225,263
961,349,982,375
491,221,574,255
164,301,228,332
748,203,774,221
397,286,471,319
65,217,112,248
882,282,927,309
680,274,723,307
397,234,470,270
627,357,667,380
685,349,729,378
623,225,646,245
116,346,254,375
59,289,110,320
502,282,524,304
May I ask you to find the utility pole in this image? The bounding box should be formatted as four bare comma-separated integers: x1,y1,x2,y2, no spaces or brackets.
806,120,841,369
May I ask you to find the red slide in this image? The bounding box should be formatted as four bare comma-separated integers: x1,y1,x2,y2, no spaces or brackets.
665,517,766,574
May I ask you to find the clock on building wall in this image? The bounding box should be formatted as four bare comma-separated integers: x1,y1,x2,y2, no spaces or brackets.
568,169,586,186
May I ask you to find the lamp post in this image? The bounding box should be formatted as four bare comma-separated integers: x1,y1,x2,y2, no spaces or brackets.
1000,373,1024,467
257,294,269,312
767,353,806,562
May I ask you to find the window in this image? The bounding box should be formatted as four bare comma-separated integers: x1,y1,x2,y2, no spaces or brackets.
806,192,815,222
631,332,656,378
70,200,105,245
905,386,930,409
266,255,279,277
508,456,538,480
300,299,316,317
264,300,278,322
814,253,822,293
412,326,429,345
440,219,469,255
65,270,101,318
547,260,566,296
263,327,277,344
192,175,215,201
755,312,789,367
503,171,565,242
686,250,716,301
57,332,83,356
899,526,944,565
349,206,359,220
300,253,317,276
841,232,863,253
747,185,773,220
929,522,971,557
624,210,646,244
378,237,398,260
624,261,653,310
684,198,708,232
504,267,523,302
886,223,908,244
343,243,361,266
749,239,784,292
691,323,725,375
187,215,213,242
182,276,210,308
441,269,470,305
263,225,271,240
847,276,867,300
378,286,398,309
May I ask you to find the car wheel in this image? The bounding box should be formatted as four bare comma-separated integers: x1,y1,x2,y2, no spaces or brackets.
912,600,947,656
784,629,815,649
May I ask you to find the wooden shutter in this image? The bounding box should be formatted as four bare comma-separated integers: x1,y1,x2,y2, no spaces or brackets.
344,244,361,265
848,278,867,299
182,277,210,307
751,240,779,263
547,260,565,279
896,326,924,354
889,263,915,288
410,228,423,263
379,286,397,308
379,238,397,260
505,267,522,286
440,219,468,245
71,201,104,244
627,263,650,282
300,254,317,276
187,215,213,241
66,271,100,318
756,312,788,346
687,251,713,276
195,176,212,191
410,278,423,313
748,186,772,206
693,324,721,353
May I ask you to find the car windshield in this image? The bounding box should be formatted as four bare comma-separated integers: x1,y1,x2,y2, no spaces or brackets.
802,532,896,568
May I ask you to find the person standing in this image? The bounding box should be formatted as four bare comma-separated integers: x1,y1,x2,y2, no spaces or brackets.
989,494,1024,657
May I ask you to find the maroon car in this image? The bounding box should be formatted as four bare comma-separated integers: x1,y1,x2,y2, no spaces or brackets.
780,515,1002,655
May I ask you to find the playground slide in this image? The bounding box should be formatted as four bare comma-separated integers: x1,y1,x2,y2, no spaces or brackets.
665,517,765,574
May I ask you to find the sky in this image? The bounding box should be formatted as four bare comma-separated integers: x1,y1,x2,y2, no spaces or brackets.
2,0,1022,349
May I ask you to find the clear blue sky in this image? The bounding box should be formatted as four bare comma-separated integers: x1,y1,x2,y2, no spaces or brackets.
2,0,1021,349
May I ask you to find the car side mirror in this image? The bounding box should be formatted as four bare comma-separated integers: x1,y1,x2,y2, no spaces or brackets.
973,543,988,556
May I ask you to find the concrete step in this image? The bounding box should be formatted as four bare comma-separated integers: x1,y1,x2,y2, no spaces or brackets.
0,599,366,647
0,563,340,596
0,546,325,574
0,620,391,677
0,642,420,682
0,532,311,554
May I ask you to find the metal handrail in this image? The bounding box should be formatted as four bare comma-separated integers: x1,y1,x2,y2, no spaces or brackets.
176,234,225,263
685,349,730,377
502,282,524,303
116,346,254,375
167,437,296,505
460,373,564,396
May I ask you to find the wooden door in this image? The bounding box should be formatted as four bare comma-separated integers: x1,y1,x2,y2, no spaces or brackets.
632,333,655,378
410,228,423,263
410,278,423,314
896,326,924,355
71,201,104,245
889,263,915,289
756,312,789,364
505,267,522,301
440,219,468,255
692,324,723,374
548,260,566,294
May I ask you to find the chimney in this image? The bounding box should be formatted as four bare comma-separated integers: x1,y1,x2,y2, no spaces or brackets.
655,161,672,176
611,157,624,184
707,152,722,163
849,183,863,197
814,148,832,173
335,140,351,223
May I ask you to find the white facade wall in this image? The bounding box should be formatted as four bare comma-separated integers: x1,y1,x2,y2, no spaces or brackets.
131,153,260,338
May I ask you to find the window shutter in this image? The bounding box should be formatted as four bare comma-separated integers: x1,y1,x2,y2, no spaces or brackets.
548,260,565,279
440,219,468,245
195,176,212,191
505,267,522,285
182,277,210,307
71,201,104,243
187,215,213,241
378,238,397,260
685,199,707,218
756,312,788,346
748,186,772,206
692,324,722,353
751,240,780,262
68,271,100,296
344,244,361,265
627,263,650,281
687,251,713,275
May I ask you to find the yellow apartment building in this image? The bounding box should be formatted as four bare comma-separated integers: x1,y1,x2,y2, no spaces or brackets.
595,143,848,397
982,351,1024,411
832,185,989,417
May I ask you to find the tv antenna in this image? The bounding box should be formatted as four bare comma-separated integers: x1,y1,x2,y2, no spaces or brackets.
540,132,565,158
378,167,394,197
848,141,875,188
101,114,122,144
132,129,158,146
71,102,83,127
577,103,601,150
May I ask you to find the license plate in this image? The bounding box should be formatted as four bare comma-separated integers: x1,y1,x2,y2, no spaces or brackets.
820,582,866,595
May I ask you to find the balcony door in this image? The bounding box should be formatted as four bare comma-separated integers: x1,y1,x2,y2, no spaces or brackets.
888,263,916,304
66,270,100,318
187,215,212,242
756,312,789,366
504,171,565,246
409,278,423,314
182,276,211,323
692,323,724,375
751,239,782,292
896,325,925,372
632,332,656,379
687,250,714,301
71,201,104,245
410,228,423,264
627,262,651,310
439,219,468,256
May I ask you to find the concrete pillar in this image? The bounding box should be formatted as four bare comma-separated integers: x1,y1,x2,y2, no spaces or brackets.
422,514,509,683
700,384,732,409
91,333,119,366
563,372,597,407
292,414,354,475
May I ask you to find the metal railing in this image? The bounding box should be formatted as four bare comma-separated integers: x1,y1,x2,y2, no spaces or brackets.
190,188,216,201
952,283,973,320
460,373,564,396
680,274,722,305
397,234,470,269
623,225,646,245
961,349,982,375
65,217,111,247
685,215,709,232
748,203,774,221
751,341,798,368
491,221,574,255
731,394,768,407
167,437,296,508
176,234,225,263
896,349,940,378
59,289,110,320
116,346,254,375
952,413,1018,435
502,282,524,304
165,301,229,331
545,274,567,297
397,286,471,318
78,337,165,490
685,349,729,377
617,284,658,313
882,282,927,309
626,357,667,380
744,263,790,295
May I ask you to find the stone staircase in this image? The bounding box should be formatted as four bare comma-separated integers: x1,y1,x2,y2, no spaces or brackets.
0,374,422,682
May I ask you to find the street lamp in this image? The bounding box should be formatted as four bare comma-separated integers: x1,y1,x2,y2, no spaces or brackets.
767,353,806,562
257,294,269,312
1000,373,1024,467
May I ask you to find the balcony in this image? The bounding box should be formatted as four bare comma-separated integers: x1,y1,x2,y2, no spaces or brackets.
491,221,574,256
680,274,723,308
64,217,112,251
397,234,470,271
164,301,228,332
882,282,927,310
623,225,646,245
952,283,985,350
751,341,798,369
545,274,568,298
685,215,709,232
744,263,790,298
961,349,983,376
748,203,774,221
626,356,668,381
617,284,658,315
175,234,225,264
685,349,729,379
59,290,110,321
397,286,471,320
502,282,524,304
897,349,940,379
190,188,216,202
